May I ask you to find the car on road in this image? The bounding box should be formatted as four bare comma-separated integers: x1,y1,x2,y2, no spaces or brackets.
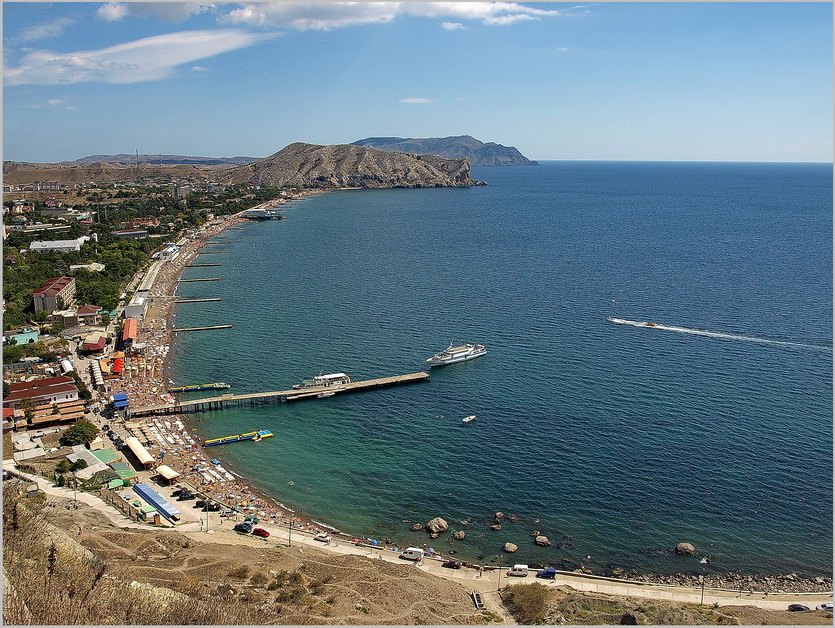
787,604,810,612
172,488,185,497
233,522,253,534
207,504,221,512
536,568,557,579
244,516,260,524
816,603,833,611
219,509,236,517
313,533,332,543
253,528,270,538
442,560,462,569
176,493,196,501
194,500,207,508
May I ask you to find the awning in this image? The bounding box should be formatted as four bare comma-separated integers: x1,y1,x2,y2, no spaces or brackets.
132,483,181,521
124,436,154,466
113,392,128,409
155,465,180,480
112,358,124,374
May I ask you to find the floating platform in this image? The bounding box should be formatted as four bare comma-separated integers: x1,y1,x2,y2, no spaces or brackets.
169,382,231,393
128,372,430,417
203,429,273,447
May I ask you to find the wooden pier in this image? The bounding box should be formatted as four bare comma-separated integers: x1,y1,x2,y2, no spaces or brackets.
177,277,220,282
128,372,430,417
174,298,222,303
170,324,232,333
185,263,221,267
196,250,228,254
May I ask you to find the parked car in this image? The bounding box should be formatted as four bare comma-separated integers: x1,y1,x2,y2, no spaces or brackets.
176,493,196,501
253,528,270,538
194,500,207,508
207,504,221,512
172,488,185,497
816,603,833,611
536,568,557,579
233,522,253,534
788,604,810,612
506,564,529,577
219,509,236,517
244,516,260,524
313,533,332,543
442,560,462,569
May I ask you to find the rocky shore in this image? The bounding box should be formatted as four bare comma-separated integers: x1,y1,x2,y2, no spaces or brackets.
617,570,832,594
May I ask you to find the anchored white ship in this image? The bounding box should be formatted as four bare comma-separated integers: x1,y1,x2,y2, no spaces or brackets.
425,343,487,367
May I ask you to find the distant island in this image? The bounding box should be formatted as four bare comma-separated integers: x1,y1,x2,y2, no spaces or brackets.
352,135,538,166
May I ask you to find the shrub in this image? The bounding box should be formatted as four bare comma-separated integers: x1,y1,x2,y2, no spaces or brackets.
502,583,551,625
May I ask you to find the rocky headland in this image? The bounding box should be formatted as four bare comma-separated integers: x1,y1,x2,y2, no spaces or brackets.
223,142,481,189
352,135,538,166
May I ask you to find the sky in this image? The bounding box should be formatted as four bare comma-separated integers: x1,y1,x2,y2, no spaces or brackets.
3,1,833,163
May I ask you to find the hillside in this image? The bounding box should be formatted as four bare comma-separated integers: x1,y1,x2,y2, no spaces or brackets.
223,142,480,189
352,135,538,166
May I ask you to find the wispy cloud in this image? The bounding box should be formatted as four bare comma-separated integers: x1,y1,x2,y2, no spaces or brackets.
220,2,560,30
18,17,76,43
24,98,74,109
5,29,276,86
441,22,465,31
399,98,434,104
96,2,211,23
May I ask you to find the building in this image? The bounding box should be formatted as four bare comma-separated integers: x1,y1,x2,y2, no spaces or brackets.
121,318,138,350
28,236,90,253
123,293,147,320
111,229,148,239
33,276,76,313
3,375,79,409
69,262,105,273
3,327,39,346
50,304,103,328
169,183,191,201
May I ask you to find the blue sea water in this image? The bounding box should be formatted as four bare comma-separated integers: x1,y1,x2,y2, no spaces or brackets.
168,161,832,577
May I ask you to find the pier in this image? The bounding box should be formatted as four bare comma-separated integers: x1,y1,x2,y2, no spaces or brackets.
177,277,220,282
195,250,228,254
185,263,221,267
128,371,430,417
170,324,232,333
174,298,222,303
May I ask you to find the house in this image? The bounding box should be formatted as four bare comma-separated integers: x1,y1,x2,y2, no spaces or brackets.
3,375,79,409
121,318,138,349
111,229,148,240
81,335,107,354
28,236,90,253
77,304,103,325
50,304,101,328
3,326,39,346
33,276,76,313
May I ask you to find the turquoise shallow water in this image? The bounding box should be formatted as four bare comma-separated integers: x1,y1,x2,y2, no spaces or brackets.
169,162,832,576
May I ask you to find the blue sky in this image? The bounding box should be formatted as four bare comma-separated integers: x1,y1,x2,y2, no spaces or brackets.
3,2,832,162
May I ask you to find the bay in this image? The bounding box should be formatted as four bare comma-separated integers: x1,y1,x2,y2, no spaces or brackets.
169,161,832,576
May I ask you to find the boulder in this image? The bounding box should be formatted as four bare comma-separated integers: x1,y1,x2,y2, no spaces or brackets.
425,517,449,534
534,535,551,547
490,524,503,531
507,513,518,522
429,532,439,539
452,530,466,540
494,512,504,521
409,523,422,531
531,530,541,537
675,542,696,555
503,542,518,553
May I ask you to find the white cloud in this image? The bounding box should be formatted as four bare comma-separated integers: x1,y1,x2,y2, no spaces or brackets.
96,2,212,23
24,99,70,109
18,17,76,42
220,2,560,29
191,65,209,71
441,22,464,31
399,98,433,104
5,29,276,86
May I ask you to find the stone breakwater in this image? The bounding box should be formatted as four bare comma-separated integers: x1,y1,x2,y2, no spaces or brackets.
617,571,832,594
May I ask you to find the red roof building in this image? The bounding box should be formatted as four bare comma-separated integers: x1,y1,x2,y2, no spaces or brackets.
3,375,79,408
32,276,76,313
121,318,138,345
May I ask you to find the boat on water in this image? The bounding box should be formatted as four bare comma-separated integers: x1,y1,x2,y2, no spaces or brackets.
169,382,231,393
462,415,476,423
293,373,352,389
203,430,273,447
241,208,287,220
426,343,487,367
317,391,336,399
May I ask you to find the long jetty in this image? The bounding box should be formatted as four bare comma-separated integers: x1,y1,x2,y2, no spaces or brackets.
174,298,222,303
170,324,232,333
185,263,221,267
128,372,430,417
177,277,220,282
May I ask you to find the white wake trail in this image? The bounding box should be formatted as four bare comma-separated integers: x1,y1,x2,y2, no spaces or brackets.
606,317,830,351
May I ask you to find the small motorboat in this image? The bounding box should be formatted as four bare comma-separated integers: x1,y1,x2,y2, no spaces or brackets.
462,415,476,423
645,322,657,327
318,391,336,398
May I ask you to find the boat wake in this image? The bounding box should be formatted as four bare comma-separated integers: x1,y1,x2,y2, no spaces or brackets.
606,317,831,351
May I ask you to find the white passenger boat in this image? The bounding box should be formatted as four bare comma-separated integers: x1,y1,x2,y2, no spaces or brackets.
462,415,476,423
293,373,352,389
426,343,487,367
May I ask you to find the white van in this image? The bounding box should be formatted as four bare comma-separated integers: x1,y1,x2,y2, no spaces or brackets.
399,547,424,561
506,564,529,577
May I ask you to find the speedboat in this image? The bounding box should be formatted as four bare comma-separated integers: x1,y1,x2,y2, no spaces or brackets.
426,343,487,367
462,415,476,423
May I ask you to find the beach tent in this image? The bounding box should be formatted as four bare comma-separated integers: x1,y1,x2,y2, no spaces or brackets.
155,465,180,483
112,392,128,410
124,436,154,468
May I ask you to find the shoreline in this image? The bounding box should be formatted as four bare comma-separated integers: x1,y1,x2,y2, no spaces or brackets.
98,191,831,593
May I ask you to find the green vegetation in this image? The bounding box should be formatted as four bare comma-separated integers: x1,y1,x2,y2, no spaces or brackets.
58,419,98,446
502,583,552,624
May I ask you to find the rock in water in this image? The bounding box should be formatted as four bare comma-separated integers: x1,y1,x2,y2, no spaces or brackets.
503,542,519,553
534,535,551,547
453,530,466,540
409,523,422,531
675,542,697,555
425,517,449,534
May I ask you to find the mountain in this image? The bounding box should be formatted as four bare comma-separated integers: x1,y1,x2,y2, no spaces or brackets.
351,135,538,166
69,154,259,166
223,142,480,189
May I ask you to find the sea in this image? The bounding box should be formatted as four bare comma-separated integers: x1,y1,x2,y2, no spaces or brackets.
168,161,832,577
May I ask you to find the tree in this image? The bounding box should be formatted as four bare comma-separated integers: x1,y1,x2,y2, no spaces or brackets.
55,459,71,474
59,419,98,446
17,398,37,425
